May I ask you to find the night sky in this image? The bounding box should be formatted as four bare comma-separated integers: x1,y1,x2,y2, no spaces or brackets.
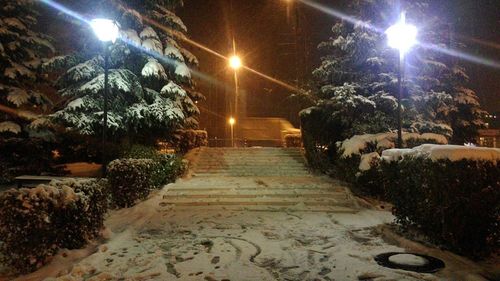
178,0,500,136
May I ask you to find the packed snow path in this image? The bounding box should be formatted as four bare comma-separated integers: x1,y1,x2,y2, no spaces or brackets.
168,147,360,212
10,148,493,281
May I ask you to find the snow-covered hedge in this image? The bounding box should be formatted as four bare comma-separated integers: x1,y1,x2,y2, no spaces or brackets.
333,142,499,256
381,144,500,163
107,153,186,208
284,133,302,148
107,158,156,208
338,132,448,158
0,179,108,273
168,129,208,153
333,132,448,195
380,146,500,256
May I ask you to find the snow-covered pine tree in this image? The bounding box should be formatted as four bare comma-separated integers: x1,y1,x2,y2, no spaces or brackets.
448,67,484,144
302,0,483,145
0,0,55,138
44,0,203,141
303,0,404,143
401,1,484,143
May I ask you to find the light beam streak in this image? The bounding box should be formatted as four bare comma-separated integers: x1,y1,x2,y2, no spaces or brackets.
419,42,500,69
141,15,300,92
37,0,246,97
298,0,382,32
41,0,301,93
38,0,89,24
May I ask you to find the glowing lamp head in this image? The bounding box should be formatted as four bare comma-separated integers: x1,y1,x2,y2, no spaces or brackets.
229,117,236,125
385,12,417,54
229,55,242,70
90,18,119,43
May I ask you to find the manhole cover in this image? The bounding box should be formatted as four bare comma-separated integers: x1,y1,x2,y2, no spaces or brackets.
374,252,445,273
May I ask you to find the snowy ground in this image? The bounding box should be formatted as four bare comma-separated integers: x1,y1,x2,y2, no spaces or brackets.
5,184,495,281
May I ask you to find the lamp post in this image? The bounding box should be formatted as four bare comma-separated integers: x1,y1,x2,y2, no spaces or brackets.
229,54,242,114
90,18,119,175
228,117,236,147
229,54,241,147
385,12,417,148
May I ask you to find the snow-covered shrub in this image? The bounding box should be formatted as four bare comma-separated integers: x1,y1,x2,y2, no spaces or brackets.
284,133,302,148
122,144,161,159
107,158,156,208
333,132,447,196
47,179,109,249
0,179,107,273
168,129,208,153
381,145,500,257
121,144,187,187
151,154,187,187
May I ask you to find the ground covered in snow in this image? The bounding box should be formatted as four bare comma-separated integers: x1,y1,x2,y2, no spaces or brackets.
5,184,495,281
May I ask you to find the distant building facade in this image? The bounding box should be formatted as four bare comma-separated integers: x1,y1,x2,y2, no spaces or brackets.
477,129,500,148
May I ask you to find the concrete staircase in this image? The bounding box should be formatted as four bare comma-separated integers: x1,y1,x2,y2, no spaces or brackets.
188,147,310,177
162,147,359,212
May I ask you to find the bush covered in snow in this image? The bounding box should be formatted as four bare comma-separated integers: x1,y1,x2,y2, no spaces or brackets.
122,144,163,159
381,147,500,257
333,142,499,256
107,158,156,208
329,132,447,195
0,179,108,273
121,144,187,186
284,133,302,148
167,129,208,153
107,148,186,207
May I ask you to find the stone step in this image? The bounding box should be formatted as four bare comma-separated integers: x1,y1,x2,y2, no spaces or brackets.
168,186,345,192
173,176,342,185
192,169,308,173
191,173,311,177
193,159,304,163
168,205,358,213
197,153,303,156
193,160,304,164
194,160,305,163
163,190,348,199
193,162,304,166
161,197,353,208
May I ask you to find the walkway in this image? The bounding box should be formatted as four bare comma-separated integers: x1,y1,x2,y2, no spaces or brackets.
13,148,491,281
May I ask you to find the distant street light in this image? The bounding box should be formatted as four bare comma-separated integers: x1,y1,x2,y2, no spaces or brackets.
229,117,236,147
90,18,119,175
385,12,417,148
229,55,242,70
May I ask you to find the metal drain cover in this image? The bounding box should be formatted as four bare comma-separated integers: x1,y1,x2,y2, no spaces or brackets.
375,252,445,273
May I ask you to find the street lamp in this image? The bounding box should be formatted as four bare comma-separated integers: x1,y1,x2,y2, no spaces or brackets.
228,55,241,115
228,54,241,147
228,117,236,147
229,55,242,70
385,12,417,148
90,18,119,175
